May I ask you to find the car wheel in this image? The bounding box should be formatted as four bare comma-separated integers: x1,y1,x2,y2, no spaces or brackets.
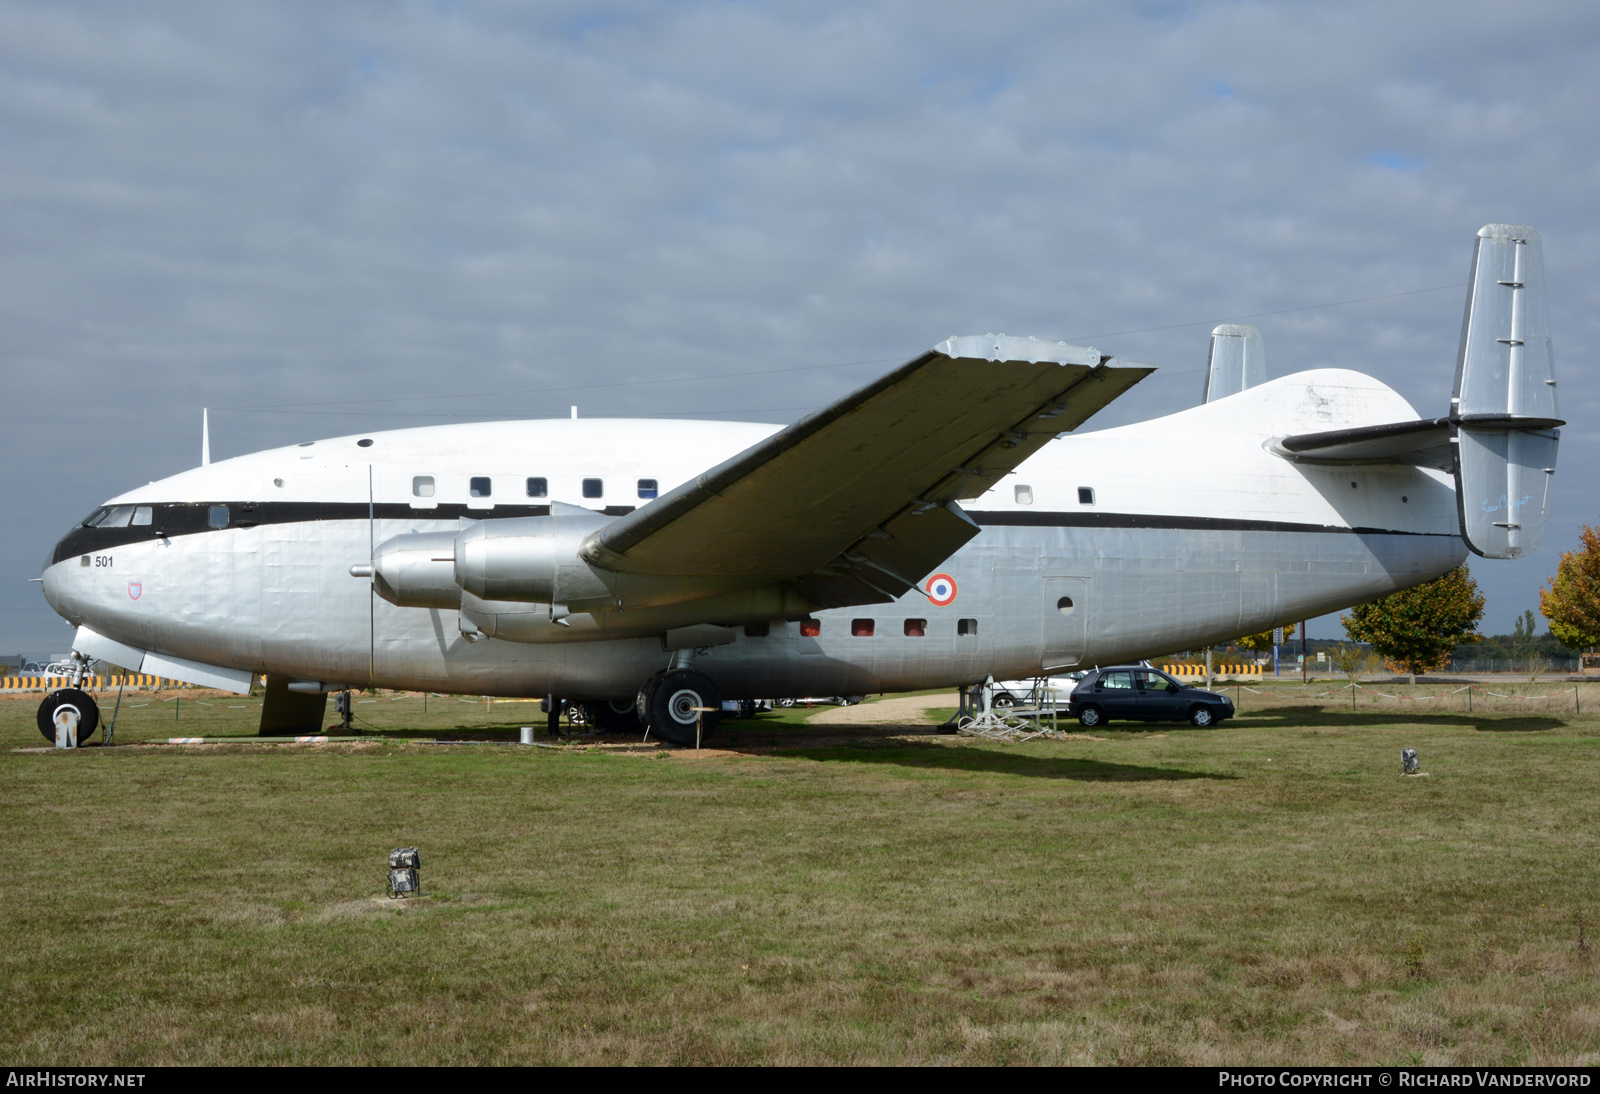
1189,705,1216,727
992,691,1016,708
1077,706,1104,728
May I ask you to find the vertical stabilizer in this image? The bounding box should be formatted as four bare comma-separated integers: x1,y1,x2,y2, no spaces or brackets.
1202,324,1266,403
1453,224,1562,559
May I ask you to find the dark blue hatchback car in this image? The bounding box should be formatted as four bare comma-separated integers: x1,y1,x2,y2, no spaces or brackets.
1067,666,1234,728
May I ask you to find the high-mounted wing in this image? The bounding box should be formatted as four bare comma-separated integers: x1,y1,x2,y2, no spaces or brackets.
582,335,1151,608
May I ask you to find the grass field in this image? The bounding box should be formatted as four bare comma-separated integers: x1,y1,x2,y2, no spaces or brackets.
3,683,1600,1065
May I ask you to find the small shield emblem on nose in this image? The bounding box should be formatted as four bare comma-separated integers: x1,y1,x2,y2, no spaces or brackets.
128,582,142,600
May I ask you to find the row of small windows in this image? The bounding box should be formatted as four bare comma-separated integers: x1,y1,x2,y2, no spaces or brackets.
1011,485,1096,505
740,618,979,638
412,476,659,500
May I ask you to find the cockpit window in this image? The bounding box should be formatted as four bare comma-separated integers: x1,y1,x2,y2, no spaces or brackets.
94,506,136,529
131,507,153,526
81,508,110,528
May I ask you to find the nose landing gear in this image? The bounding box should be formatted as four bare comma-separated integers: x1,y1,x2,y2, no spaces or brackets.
37,688,100,746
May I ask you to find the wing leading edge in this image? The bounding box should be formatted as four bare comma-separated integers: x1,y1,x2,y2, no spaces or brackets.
581,335,1152,608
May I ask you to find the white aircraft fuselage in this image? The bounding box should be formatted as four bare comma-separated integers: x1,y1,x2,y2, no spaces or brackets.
42,368,1466,702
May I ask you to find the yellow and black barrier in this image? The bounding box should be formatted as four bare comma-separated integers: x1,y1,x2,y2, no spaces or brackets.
1163,663,1264,678
2,674,177,692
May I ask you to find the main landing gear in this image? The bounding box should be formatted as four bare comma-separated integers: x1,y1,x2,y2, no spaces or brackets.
636,669,723,747
37,688,100,746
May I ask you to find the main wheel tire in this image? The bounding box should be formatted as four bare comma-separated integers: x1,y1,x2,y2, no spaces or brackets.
37,688,100,744
1189,705,1216,727
648,670,722,747
1077,706,1104,728
593,699,640,733
635,671,666,736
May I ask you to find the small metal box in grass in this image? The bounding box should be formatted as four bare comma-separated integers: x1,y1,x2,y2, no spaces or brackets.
387,847,421,897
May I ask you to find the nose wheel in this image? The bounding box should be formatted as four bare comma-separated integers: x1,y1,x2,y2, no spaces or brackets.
37,688,100,745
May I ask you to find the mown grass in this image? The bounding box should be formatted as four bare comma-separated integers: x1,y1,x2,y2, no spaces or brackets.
3,688,1600,1065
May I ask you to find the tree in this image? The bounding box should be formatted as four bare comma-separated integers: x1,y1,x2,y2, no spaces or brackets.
1540,524,1600,652
1341,566,1484,677
1234,630,1274,654
1513,609,1538,643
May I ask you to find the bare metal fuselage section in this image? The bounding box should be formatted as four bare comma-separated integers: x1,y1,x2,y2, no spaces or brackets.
43,370,1466,699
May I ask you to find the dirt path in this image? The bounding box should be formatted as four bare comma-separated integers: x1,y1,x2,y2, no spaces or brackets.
807,693,954,726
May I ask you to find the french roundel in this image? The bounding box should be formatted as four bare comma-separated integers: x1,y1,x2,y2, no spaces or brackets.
926,573,958,606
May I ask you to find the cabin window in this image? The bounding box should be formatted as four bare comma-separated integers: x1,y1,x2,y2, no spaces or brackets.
583,478,604,499
800,618,821,637
1014,485,1034,505
957,618,978,637
1057,596,1074,614
412,476,435,498
851,619,875,637
744,622,769,638
904,618,926,637
208,505,229,529
470,477,492,498
132,507,153,526
638,479,658,499
526,477,548,498
357,438,374,448
1078,487,1095,504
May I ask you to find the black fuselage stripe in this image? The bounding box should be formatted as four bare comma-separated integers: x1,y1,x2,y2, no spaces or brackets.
52,500,1451,565
963,510,1453,536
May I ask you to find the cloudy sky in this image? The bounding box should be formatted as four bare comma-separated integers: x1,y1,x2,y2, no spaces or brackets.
2,1,1596,653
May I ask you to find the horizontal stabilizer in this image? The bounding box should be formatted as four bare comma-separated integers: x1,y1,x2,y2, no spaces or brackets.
582,335,1152,607
1202,324,1266,403
1275,418,1454,471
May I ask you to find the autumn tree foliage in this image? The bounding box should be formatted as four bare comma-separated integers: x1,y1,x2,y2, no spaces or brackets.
1234,630,1275,653
1341,566,1484,676
1540,524,1600,651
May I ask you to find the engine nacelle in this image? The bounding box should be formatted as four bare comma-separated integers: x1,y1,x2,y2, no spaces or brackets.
369,502,790,617
371,531,459,609
453,511,612,605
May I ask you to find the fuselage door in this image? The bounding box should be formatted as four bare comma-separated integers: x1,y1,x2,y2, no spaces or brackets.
1042,577,1088,671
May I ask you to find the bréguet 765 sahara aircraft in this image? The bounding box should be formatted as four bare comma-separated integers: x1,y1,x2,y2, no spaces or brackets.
37,224,1562,745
